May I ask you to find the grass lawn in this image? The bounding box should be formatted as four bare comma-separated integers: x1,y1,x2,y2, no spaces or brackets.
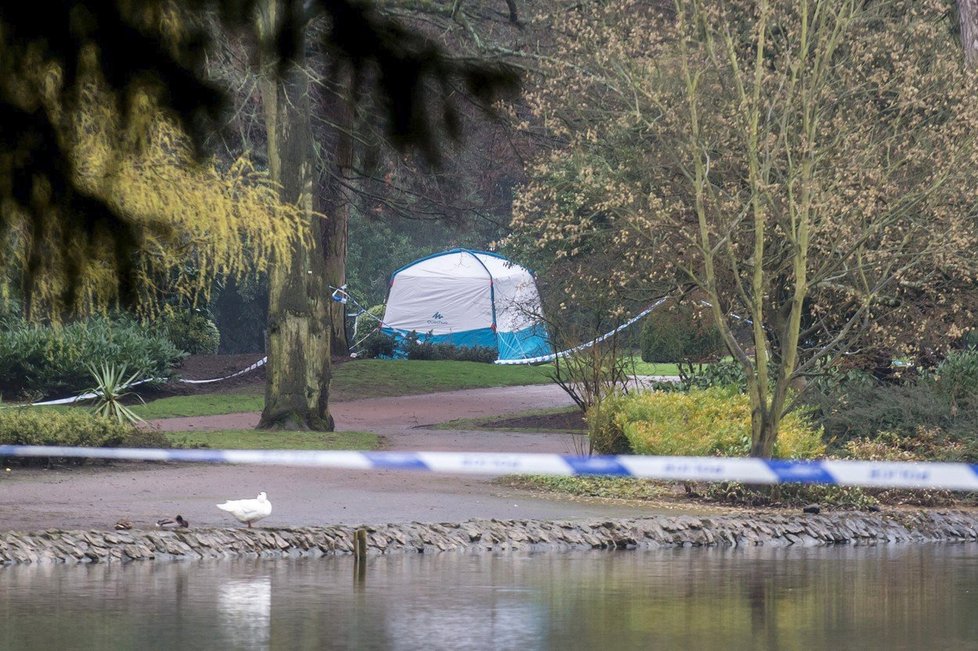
164,429,378,450
331,359,554,400
622,357,683,377
131,359,555,419
40,357,685,420
134,393,265,419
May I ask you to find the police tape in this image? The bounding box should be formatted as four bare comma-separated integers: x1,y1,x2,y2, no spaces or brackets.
493,298,668,365
14,358,269,406
177,357,267,384
1,446,977,490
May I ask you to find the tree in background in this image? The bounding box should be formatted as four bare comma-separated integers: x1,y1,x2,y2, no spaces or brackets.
2,69,303,319
250,0,519,430
2,1,518,430
960,0,978,64
255,0,332,429
1,0,517,310
208,0,532,352
1,1,259,315
511,0,978,457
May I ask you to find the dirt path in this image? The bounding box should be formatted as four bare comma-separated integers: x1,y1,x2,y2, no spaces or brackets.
0,385,716,533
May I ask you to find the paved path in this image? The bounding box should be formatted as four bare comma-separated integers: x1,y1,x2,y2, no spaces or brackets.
0,385,708,532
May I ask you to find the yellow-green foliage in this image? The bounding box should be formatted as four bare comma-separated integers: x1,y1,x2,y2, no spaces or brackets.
2,72,308,318
0,408,135,447
592,388,825,459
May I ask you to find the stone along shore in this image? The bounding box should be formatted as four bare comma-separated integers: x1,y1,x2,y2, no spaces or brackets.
2,510,977,565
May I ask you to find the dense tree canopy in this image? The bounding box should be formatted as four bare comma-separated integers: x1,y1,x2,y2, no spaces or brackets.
5,76,306,318
510,0,978,455
0,0,519,317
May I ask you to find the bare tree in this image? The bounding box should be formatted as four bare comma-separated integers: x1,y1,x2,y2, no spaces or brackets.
512,0,978,457
960,0,978,65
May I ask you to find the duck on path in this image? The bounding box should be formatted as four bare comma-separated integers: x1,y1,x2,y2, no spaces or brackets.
217,492,272,528
156,515,189,529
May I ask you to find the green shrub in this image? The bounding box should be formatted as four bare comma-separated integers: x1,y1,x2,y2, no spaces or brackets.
930,349,978,406
0,408,135,448
158,311,220,355
808,350,978,464
840,426,969,463
810,351,978,431
404,331,497,363
640,302,725,363
585,394,634,454
359,330,396,359
117,428,171,448
0,316,183,399
407,341,497,363
354,305,395,359
0,297,21,329
354,305,386,343
592,387,825,459
686,359,748,390
646,359,751,393
810,381,937,442
807,351,978,461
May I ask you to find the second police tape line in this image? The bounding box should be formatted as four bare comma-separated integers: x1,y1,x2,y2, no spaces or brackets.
2,446,978,491
334,282,671,366
20,358,269,406
24,293,667,406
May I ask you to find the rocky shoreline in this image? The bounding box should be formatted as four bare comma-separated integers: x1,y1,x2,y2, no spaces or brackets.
2,510,977,565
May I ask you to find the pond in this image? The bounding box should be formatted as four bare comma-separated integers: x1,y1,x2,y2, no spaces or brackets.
2,544,977,650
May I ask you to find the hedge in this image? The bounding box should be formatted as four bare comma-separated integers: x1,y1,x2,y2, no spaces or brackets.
0,316,183,399
588,387,825,459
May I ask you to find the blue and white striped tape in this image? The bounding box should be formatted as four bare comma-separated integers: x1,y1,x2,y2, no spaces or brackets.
494,298,668,365
12,358,269,406
177,357,267,385
1,446,977,490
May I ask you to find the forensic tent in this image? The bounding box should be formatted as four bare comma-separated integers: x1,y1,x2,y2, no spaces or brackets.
380,249,551,361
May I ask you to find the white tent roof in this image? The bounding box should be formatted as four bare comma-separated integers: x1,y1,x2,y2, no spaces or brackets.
392,249,527,279
383,249,542,336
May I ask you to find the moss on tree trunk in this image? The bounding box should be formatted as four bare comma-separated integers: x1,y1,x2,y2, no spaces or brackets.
257,0,333,431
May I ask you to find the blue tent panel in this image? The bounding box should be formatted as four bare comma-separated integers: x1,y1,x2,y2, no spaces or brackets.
496,323,550,361
381,327,499,358
381,324,551,361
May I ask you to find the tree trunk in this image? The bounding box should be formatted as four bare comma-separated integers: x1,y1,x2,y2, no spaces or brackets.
750,411,778,459
960,0,978,65
257,1,333,431
321,65,355,356
747,373,780,459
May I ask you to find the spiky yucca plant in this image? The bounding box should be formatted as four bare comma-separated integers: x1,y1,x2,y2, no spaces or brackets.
85,363,145,426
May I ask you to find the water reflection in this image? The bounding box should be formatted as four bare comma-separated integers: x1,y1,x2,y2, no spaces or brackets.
219,576,271,648
1,545,977,650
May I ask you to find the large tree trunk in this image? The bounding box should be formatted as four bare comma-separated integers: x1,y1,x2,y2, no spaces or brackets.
960,0,978,65
321,65,355,356
258,1,333,431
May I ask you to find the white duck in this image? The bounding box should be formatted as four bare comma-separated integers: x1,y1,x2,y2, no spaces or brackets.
217,492,272,528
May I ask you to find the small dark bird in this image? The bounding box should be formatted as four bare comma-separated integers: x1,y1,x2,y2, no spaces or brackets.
156,515,189,529
867,505,881,513
114,518,133,531
802,504,821,515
